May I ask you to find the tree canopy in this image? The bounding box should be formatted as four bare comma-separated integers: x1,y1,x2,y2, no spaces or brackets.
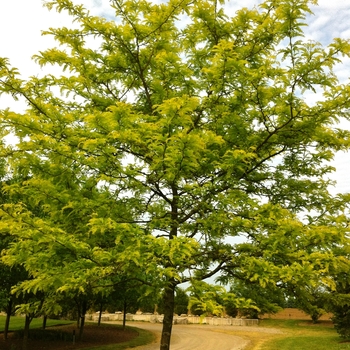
1,0,350,348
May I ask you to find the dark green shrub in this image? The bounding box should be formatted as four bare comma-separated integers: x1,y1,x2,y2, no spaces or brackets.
332,305,350,339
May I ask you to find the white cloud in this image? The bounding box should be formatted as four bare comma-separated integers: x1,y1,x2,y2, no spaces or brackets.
0,1,76,77
315,0,350,9
306,3,350,42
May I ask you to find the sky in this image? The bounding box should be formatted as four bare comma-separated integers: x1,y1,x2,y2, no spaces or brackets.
0,0,349,195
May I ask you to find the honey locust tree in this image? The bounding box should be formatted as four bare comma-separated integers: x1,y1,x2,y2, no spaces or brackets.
1,0,350,349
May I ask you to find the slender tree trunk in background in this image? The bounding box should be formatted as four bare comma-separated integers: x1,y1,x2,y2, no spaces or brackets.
76,308,81,329
4,298,13,340
160,280,176,350
78,300,88,341
23,314,32,350
42,315,47,329
122,299,127,330
98,302,103,326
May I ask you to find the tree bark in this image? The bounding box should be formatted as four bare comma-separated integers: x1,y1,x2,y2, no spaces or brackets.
77,310,81,329
160,280,176,350
42,315,47,329
23,314,32,350
122,299,127,330
98,302,103,326
78,300,88,341
159,186,179,350
3,298,13,340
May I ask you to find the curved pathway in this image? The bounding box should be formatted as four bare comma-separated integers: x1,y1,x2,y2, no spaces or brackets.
105,321,259,349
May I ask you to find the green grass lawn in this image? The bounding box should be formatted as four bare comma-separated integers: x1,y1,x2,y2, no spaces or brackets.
5,315,348,350
0,315,73,332
0,315,155,350
253,319,350,350
212,319,350,350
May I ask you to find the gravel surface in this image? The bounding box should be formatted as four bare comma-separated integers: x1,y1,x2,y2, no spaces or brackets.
105,321,283,350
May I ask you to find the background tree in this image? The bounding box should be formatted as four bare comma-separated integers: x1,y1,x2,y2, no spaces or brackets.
329,277,350,339
323,232,350,337
0,250,28,340
228,279,285,318
1,0,350,349
14,291,46,350
187,281,256,318
291,284,328,323
0,159,30,340
173,288,190,316
188,282,226,317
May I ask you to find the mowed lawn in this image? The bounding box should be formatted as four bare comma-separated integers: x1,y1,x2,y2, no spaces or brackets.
0,315,154,350
212,319,350,350
0,315,73,332
2,315,350,349
258,319,350,350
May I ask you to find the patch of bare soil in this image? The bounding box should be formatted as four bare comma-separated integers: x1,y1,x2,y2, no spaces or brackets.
0,324,138,350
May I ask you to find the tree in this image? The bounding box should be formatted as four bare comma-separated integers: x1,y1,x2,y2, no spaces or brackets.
1,0,350,349
173,287,190,316
291,283,328,323
330,277,350,339
322,235,350,337
188,281,256,318
228,279,285,318
0,245,28,340
0,160,30,340
188,282,226,317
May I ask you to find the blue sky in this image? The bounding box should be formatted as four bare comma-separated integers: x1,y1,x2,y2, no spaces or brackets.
0,0,349,195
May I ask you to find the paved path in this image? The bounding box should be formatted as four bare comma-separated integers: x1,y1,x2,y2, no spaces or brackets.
105,321,251,350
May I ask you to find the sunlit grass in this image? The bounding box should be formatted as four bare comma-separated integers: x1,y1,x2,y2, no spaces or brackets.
260,335,350,350
256,319,350,350
211,319,350,350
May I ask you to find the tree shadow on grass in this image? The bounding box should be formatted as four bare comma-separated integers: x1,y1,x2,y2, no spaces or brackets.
0,324,139,350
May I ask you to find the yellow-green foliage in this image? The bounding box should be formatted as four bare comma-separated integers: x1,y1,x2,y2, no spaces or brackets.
1,1,350,349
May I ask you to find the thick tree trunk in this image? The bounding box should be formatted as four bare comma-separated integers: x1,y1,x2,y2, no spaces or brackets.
4,298,13,340
160,281,176,350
